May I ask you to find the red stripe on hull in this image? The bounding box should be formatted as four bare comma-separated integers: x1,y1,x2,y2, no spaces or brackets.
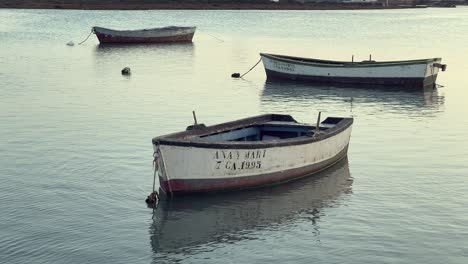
160,145,349,196
94,32,194,43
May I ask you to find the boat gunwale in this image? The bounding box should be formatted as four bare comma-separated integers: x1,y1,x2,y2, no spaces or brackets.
260,53,441,68
152,114,353,149
93,26,196,34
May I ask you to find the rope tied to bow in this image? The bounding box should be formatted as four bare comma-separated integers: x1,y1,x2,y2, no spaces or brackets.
152,149,160,171
231,57,262,78
78,28,95,45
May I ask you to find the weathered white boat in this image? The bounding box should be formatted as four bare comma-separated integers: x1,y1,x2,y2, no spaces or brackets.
93,26,196,44
260,53,447,88
152,113,353,196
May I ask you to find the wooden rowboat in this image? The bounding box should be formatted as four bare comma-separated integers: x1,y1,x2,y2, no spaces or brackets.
93,26,196,44
260,53,447,88
151,113,353,196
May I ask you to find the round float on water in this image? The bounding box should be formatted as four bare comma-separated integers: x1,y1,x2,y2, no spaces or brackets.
121,67,131,75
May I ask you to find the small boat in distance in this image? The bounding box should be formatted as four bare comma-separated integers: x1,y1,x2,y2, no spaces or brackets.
151,113,353,197
260,53,447,88
92,26,196,44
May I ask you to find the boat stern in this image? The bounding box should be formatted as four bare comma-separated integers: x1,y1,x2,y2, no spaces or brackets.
423,58,446,88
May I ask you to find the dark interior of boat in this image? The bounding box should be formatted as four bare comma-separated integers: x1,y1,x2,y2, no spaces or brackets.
268,53,431,66
199,117,343,142
277,54,347,65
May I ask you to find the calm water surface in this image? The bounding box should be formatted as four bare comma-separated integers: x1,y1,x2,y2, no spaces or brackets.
1,7,468,264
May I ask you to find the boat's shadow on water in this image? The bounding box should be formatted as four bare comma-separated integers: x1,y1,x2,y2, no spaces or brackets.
260,80,445,115
149,158,352,258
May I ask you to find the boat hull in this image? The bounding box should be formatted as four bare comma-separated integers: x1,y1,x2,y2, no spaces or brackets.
93,26,195,43
155,124,352,196
159,145,349,195
265,69,437,88
261,53,443,88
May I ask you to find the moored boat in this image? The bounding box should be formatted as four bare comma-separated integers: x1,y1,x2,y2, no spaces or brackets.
260,53,447,88
151,113,353,196
92,26,196,44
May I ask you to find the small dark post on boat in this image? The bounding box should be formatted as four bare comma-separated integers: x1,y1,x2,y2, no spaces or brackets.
186,111,206,131
315,111,322,136
192,110,198,125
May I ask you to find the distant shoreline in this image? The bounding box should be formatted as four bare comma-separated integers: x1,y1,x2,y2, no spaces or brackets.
0,1,427,11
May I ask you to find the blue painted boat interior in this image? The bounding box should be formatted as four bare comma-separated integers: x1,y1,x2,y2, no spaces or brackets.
199,118,342,142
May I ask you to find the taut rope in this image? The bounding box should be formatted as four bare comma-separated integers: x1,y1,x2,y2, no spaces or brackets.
206,33,224,43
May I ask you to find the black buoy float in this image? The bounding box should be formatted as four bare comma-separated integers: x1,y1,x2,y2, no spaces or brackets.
231,73,241,78
145,191,159,207
121,67,131,75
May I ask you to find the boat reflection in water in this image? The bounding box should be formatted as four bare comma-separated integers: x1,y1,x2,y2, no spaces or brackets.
150,158,352,257
93,42,195,61
260,81,445,116
92,43,195,79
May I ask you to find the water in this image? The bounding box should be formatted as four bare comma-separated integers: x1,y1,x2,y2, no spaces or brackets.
1,7,468,264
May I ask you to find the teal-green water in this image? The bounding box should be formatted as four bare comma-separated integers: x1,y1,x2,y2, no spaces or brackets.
1,7,468,263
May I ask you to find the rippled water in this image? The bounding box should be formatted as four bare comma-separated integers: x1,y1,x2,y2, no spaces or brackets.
1,7,468,264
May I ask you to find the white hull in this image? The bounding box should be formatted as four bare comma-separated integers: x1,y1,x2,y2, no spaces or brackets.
260,53,445,88
158,126,351,179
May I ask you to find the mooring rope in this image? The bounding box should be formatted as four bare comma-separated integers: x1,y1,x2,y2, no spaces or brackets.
78,28,94,45
206,33,224,43
145,147,161,208
152,148,160,194
232,57,262,78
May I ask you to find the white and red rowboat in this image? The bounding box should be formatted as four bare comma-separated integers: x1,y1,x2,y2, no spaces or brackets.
152,114,353,196
260,53,447,88
93,26,196,44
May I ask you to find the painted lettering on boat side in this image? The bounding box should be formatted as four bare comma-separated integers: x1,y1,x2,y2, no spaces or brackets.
214,150,267,171
272,61,295,72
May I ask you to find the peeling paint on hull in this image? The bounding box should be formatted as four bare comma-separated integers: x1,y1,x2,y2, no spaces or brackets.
160,145,349,195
